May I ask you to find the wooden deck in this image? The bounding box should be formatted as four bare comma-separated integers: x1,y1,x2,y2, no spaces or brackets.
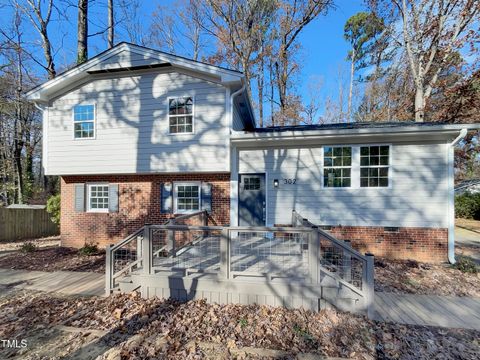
373,292,480,330
0,268,104,296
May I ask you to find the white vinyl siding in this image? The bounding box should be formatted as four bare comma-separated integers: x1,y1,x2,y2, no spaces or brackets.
46,69,228,174
238,143,448,228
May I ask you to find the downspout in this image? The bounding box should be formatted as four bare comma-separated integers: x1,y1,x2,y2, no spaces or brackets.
448,128,467,264
33,101,48,177
228,82,246,227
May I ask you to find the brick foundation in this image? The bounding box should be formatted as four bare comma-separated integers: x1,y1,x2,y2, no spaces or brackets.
325,225,448,263
60,173,230,249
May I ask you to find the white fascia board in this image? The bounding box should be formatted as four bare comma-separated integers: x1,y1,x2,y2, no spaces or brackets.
231,124,480,145
25,45,128,101
26,43,244,102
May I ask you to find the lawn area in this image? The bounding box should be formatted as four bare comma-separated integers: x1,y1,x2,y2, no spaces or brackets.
0,288,478,360
456,218,480,233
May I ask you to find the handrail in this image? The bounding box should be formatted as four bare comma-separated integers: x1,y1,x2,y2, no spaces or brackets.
317,227,367,262
110,227,144,252
149,224,314,232
171,210,207,222
292,210,367,262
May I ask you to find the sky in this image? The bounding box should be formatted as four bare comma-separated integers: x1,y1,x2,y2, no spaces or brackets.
3,0,367,115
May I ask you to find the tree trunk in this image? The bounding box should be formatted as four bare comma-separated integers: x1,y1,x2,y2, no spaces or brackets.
77,0,88,63
257,45,264,127
108,0,114,48
40,29,56,79
414,85,425,122
347,47,355,122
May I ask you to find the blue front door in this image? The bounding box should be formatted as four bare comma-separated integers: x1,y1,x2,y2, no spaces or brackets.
238,174,266,226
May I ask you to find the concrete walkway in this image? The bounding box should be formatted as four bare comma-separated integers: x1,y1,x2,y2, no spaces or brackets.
0,268,105,296
373,292,480,330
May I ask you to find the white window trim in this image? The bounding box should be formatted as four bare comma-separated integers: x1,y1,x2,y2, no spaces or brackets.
320,144,392,190
359,144,392,189
167,96,195,135
173,181,201,214
86,183,109,213
72,103,96,140
322,145,353,188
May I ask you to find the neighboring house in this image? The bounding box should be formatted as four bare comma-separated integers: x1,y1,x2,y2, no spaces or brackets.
26,42,479,263
454,179,480,195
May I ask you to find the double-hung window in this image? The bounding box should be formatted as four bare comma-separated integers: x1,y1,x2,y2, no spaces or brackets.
323,146,352,187
174,182,200,213
73,105,95,139
169,97,193,134
87,184,109,212
360,145,390,187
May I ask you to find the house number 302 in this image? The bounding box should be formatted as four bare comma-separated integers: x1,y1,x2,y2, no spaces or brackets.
283,179,296,184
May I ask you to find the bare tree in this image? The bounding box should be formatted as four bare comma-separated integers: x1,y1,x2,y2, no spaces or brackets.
117,0,147,45
372,0,480,122
77,0,88,63
273,0,333,118
205,0,276,103
16,0,56,79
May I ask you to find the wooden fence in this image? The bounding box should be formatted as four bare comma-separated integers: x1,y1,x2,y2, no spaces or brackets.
0,208,59,241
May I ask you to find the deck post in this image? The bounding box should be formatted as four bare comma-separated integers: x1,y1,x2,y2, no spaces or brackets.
167,230,176,257
343,240,352,283
105,244,113,296
308,227,320,285
220,228,230,279
143,225,151,275
363,253,375,318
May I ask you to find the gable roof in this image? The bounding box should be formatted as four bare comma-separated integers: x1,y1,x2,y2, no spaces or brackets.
25,42,245,102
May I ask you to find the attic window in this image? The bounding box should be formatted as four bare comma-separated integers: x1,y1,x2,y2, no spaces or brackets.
73,104,95,139
169,97,193,134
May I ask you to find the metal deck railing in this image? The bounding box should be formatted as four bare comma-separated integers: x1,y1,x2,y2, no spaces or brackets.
106,210,375,317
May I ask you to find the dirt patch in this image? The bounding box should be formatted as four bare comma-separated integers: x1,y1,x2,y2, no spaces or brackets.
374,257,480,296
0,247,105,273
0,289,478,360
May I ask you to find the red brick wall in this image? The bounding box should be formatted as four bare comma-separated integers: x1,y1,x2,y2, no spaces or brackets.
325,226,448,263
60,173,230,249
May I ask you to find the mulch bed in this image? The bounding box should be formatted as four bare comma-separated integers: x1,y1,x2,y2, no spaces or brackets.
0,247,105,273
374,257,480,297
0,290,478,359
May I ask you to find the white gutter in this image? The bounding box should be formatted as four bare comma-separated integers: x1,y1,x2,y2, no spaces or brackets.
229,82,246,131
448,128,468,264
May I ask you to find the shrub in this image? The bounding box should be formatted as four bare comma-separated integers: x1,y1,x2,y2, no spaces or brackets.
79,242,99,256
453,256,478,274
455,192,480,219
46,194,61,226
20,241,37,253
